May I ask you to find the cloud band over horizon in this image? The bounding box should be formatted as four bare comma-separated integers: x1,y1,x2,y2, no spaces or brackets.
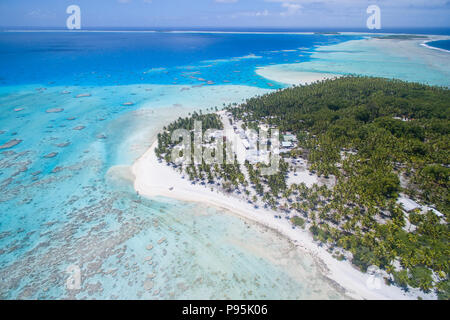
0,0,449,29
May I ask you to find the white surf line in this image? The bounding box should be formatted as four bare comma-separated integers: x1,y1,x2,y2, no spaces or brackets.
420,40,450,53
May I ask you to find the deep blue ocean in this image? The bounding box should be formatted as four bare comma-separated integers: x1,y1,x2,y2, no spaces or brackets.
0,31,363,88
427,39,450,51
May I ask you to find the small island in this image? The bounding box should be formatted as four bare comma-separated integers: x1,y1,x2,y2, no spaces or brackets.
151,77,449,299
374,35,429,40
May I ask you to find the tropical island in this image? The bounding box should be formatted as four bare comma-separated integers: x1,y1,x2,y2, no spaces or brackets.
138,77,449,299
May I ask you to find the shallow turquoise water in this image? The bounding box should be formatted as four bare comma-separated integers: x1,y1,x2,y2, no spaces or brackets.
0,46,349,298
5,83,330,299
264,38,450,87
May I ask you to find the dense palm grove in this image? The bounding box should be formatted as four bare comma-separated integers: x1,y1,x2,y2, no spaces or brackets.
157,77,449,299
155,111,246,187
156,110,223,162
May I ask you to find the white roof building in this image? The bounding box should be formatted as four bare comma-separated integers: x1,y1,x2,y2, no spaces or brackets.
283,134,297,142
422,206,445,218
430,208,444,218
397,197,421,212
282,141,294,148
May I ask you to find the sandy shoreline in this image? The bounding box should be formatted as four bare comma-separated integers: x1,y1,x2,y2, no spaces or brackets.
132,139,429,300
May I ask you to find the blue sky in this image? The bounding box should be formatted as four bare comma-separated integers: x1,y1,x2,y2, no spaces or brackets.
0,0,449,28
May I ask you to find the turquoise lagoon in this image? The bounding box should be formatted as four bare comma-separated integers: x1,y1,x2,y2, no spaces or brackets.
0,31,448,299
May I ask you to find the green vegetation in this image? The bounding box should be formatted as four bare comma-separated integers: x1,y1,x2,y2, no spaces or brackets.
291,216,305,228
229,77,449,298
314,32,340,35
156,111,247,189
157,77,449,298
230,76,449,213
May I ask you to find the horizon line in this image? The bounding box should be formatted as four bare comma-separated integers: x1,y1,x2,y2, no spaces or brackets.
1,26,449,30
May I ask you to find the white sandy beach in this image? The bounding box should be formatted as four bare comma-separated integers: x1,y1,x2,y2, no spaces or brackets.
132,138,433,300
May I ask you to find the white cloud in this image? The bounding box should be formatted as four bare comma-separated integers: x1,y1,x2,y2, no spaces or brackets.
231,9,270,18
263,0,303,16
264,0,449,18
120,0,154,4
27,9,48,17
265,0,449,7
280,2,302,16
256,9,270,16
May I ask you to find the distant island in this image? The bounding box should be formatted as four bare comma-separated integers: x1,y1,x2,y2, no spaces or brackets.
374,35,429,40
154,77,449,299
314,32,341,35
